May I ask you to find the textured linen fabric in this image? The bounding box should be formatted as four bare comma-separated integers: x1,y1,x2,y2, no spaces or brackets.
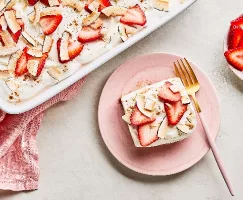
0,78,85,191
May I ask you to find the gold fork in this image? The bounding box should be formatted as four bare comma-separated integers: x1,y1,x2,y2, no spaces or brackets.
174,58,234,196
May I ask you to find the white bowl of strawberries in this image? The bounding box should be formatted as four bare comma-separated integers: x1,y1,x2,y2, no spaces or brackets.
224,14,243,79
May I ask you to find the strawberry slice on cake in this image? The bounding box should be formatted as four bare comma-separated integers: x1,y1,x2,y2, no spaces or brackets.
39,14,63,35
78,26,102,43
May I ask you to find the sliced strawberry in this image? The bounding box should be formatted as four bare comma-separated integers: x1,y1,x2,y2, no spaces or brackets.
39,15,63,35
164,101,188,126
78,26,101,43
40,0,50,6
239,38,243,47
227,26,243,49
15,47,28,76
7,19,24,43
130,105,155,126
158,82,181,103
224,47,243,71
28,0,38,6
85,0,94,13
28,53,49,76
57,39,84,63
120,5,146,26
231,16,243,29
138,123,159,147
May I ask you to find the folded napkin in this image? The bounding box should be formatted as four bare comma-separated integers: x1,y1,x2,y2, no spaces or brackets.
0,78,85,191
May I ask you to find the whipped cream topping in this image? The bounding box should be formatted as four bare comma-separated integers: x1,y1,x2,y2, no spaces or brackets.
0,0,185,102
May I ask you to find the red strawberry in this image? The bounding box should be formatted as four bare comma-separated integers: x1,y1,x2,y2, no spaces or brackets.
227,26,243,49
78,26,101,43
57,39,84,63
7,19,24,43
130,105,156,126
15,47,28,76
231,16,243,29
40,0,50,6
239,38,243,47
138,123,159,147
164,101,188,126
120,5,146,26
28,53,49,76
28,0,38,6
84,0,94,13
224,47,243,71
39,15,63,35
158,82,181,103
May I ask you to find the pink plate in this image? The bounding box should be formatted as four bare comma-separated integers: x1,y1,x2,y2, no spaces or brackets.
98,53,220,175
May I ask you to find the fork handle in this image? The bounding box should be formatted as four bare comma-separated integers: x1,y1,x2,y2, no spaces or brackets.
198,113,234,196
191,94,202,113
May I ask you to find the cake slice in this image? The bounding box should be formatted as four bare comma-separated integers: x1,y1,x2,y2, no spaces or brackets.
121,77,197,147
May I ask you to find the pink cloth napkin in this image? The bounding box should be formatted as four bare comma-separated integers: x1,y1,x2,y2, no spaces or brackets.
0,78,85,191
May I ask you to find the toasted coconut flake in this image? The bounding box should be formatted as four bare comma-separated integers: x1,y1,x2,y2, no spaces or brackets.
60,31,70,61
88,1,99,12
22,31,37,46
181,96,190,105
124,25,137,36
42,36,53,53
0,15,7,30
4,10,21,34
27,48,43,57
0,70,10,79
33,2,41,25
5,79,19,91
152,0,170,12
122,114,131,124
0,0,11,12
90,18,103,29
36,35,45,45
47,67,63,80
82,11,100,26
8,50,22,71
40,7,62,17
0,45,19,56
28,12,35,22
48,0,60,6
0,55,10,66
102,6,127,17
0,30,15,46
61,0,84,12
27,60,39,76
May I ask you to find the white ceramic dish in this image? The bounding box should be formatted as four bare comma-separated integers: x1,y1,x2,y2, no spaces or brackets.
223,14,243,80
0,0,197,114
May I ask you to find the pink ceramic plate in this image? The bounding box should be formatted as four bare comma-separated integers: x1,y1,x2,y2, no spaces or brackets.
98,53,220,175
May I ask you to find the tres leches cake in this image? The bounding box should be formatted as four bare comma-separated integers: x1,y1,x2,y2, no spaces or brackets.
121,77,197,147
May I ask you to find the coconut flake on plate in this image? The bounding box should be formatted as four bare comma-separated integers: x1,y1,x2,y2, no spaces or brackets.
42,36,53,53
88,1,99,12
27,48,43,57
136,95,154,117
0,55,10,66
22,31,37,46
47,67,63,80
0,30,15,46
33,2,41,25
59,31,70,61
28,12,35,22
157,117,168,139
61,0,84,12
124,25,137,36
82,11,100,26
0,45,19,56
152,0,170,12
102,6,127,17
5,79,19,91
0,70,10,79
48,0,60,7
27,60,39,76
4,10,21,34
8,50,22,71
169,84,184,93
118,23,128,42
0,15,7,30
40,7,62,17
181,96,190,105
122,114,131,124
90,18,103,29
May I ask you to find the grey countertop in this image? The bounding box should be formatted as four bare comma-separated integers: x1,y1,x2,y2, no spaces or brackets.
1,0,243,199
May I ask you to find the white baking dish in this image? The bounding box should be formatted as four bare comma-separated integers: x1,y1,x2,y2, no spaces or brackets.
0,0,197,114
